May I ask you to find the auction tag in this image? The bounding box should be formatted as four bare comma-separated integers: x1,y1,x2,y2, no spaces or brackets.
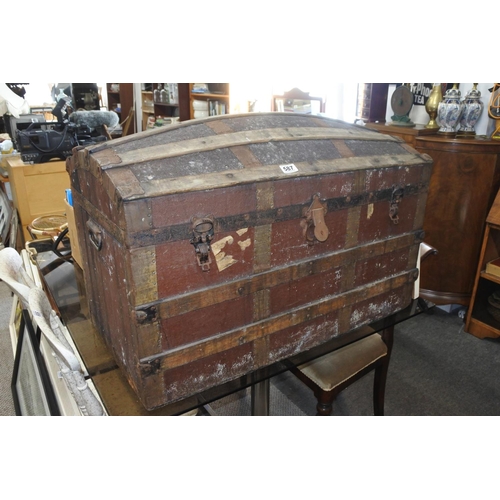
280,163,298,174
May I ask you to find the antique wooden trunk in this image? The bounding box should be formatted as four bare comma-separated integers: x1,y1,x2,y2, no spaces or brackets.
67,112,433,410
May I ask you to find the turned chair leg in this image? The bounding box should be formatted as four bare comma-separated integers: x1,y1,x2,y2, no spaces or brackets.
315,389,336,416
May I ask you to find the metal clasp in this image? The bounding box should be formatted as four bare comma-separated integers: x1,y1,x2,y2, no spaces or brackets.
301,194,329,244
389,185,404,224
190,216,215,271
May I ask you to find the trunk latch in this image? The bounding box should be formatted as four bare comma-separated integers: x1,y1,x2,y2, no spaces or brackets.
190,216,215,271
302,194,329,244
389,186,405,224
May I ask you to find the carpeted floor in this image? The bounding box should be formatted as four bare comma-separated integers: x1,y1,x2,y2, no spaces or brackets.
0,281,15,416
2,277,500,416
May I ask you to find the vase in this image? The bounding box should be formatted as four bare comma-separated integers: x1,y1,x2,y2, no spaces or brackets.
425,84,442,129
437,83,464,135
457,83,484,136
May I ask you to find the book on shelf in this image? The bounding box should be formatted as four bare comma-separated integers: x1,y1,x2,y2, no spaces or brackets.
486,257,500,277
208,99,226,116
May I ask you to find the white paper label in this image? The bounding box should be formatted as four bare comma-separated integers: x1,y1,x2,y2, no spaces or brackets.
279,163,298,174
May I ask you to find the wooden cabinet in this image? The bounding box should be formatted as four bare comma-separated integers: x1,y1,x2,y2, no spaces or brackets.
6,156,70,244
106,83,135,136
366,127,500,307
415,137,500,307
366,123,438,148
152,83,180,121
178,83,230,121
140,84,181,129
356,84,389,123
465,189,500,338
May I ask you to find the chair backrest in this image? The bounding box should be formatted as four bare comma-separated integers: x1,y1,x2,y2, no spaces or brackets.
272,87,326,114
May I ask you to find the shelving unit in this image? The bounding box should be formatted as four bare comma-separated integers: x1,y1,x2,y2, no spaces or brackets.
180,83,230,121
140,85,154,130
138,83,231,125
466,188,500,339
140,83,181,129
106,83,135,136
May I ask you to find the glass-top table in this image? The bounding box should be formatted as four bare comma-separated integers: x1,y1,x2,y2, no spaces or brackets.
29,240,431,416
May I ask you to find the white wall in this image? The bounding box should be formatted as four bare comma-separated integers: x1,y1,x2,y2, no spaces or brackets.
386,83,494,136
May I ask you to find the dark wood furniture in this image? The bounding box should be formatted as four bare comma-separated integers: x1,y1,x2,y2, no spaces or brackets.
356,84,389,123
106,83,135,136
152,83,180,120
366,125,500,307
465,188,500,338
416,136,500,306
292,325,391,416
366,122,440,147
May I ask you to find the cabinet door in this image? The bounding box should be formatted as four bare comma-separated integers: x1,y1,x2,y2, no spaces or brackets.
416,138,500,306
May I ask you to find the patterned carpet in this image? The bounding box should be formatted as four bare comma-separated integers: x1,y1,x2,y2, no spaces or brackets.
207,384,306,416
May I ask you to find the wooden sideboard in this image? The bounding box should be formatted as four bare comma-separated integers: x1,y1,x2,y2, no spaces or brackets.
6,156,70,244
366,122,439,147
367,123,500,306
416,136,500,306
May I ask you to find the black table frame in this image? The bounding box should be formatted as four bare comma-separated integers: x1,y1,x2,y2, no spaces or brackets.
28,243,429,416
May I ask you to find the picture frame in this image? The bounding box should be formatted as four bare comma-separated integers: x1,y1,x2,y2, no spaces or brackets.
11,309,60,416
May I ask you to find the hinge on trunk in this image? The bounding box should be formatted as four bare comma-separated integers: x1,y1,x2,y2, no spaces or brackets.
389,185,405,224
190,216,215,272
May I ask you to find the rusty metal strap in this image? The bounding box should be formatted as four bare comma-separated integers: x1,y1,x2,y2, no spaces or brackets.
138,270,418,376
97,127,400,170
130,154,431,200
135,231,422,321
125,183,426,248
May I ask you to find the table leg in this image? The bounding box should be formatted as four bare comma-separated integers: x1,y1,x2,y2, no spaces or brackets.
251,378,270,416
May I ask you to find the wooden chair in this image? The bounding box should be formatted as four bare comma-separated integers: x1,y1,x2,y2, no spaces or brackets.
292,242,438,416
272,87,326,114
292,325,391,416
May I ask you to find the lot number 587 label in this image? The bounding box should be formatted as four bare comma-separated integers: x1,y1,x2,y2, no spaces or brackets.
280,163,298,174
